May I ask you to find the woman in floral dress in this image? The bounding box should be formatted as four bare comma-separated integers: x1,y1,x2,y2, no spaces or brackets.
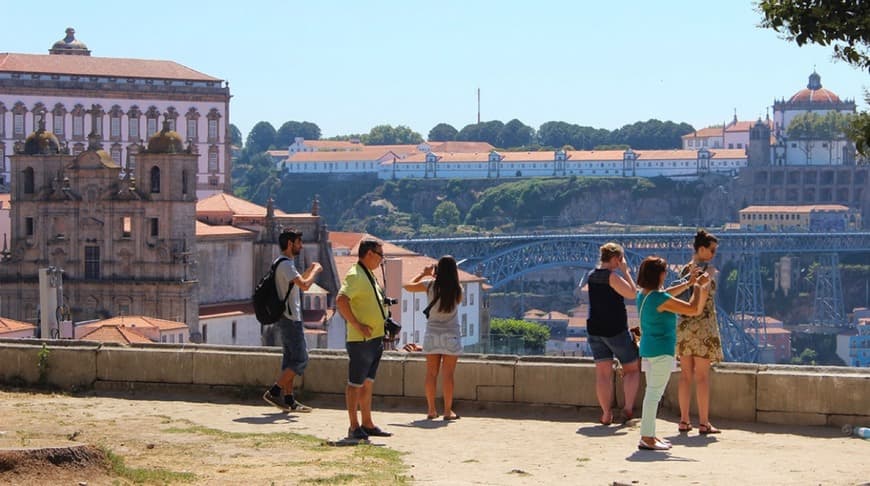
676,229,724,435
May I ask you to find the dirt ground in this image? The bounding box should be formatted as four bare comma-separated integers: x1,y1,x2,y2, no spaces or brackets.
0,388,869,485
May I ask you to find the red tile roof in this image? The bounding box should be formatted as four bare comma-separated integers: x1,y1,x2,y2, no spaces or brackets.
0,53,222,81
195,220,254,238
0,317,36,334
77,325,153,344
197,193,288,218
80,315,188,331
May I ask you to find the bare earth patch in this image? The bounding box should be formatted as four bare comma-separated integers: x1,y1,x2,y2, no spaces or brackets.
0,390,408,485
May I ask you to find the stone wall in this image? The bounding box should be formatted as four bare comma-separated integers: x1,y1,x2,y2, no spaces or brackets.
0,339,866,427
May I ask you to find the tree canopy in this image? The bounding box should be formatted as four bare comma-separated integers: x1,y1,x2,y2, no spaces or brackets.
229,124,243,147
758,0,870,72
245,121,277,153
489,318,549,355
428,123,459,141
275,121,322,147
758,0,870,154
363,124,424,145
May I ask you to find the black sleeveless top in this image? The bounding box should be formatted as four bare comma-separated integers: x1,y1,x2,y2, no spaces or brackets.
586,268,628,337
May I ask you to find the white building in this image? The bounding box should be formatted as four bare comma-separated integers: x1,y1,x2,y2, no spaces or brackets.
326,232,487,351
771,71,857,166
282,146,747,180
0,28,231,198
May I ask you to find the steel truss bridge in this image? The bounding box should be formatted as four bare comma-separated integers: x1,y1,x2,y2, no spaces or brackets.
390,232,870,363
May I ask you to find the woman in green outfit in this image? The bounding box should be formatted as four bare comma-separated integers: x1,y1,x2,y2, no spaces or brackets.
635,256,710,451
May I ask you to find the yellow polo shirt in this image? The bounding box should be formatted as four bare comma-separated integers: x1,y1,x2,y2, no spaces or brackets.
339,263,387,342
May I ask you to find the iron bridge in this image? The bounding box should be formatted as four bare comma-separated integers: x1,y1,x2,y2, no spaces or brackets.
389,232,870,363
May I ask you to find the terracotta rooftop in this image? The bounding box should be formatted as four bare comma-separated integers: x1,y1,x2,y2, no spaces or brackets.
77,325,153,344
0,317,36,334
80,315,188,331
195,220,254,238
197,193,289,218
0,52,222,82
199,301,254,319
682,127,723,138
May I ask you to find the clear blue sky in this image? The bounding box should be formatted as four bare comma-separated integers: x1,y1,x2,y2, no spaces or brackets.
4,1,868,140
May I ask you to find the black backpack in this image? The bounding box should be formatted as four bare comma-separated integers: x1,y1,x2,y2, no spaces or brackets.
253,256,294,325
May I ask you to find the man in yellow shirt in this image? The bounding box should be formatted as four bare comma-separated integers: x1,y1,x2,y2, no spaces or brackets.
337,239,393,440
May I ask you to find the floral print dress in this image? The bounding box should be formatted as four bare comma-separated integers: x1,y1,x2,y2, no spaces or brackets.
676,265,724,362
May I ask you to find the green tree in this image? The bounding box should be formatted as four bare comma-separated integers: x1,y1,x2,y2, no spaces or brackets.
758,0,870,154
496,119,535,148
428,123,459,141
229,124,243,147
490,318,550,355
457,120,504,146
275,121,303,148
246,121,277,153
363,124,424,145
790,347,817,365
432,200,461,226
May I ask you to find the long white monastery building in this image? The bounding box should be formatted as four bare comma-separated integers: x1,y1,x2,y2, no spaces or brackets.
281,145,747,180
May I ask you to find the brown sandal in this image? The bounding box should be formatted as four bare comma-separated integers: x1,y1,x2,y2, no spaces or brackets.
699,423,721,434
678,421,693,432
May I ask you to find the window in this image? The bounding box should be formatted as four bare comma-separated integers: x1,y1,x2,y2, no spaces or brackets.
150,166,161,193
13,113,24,137
208,147,219,172
128,117,139,140
208,119,218,141
73,114,84,138
53,114,65,137
122,217,132,237
202,324,208,343
0,145,5,174
127,144,139,172
110,115,121,139
84,246,100,279
402,300,408,312
0,103,5,137
110,145,122,166
182,170,189,195
231,321,237,340
23,167,34,194
161,335,167,343
128,106,141,140
25,217,34,236
187,118,198,141
147,117,158,137
469,292,474,305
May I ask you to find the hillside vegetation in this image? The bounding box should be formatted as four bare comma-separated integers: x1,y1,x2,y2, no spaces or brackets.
269,175,737,238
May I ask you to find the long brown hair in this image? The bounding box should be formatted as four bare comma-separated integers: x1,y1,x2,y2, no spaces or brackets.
433,255,462,313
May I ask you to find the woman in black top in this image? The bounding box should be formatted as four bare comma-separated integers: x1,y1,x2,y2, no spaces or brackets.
585,242,639,425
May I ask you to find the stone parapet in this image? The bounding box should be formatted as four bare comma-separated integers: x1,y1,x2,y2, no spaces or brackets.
0,340,866,427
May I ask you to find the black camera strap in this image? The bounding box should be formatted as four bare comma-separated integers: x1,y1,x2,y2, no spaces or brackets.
358,262,387,320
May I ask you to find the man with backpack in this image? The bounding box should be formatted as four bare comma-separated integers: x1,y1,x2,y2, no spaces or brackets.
262,228,322,413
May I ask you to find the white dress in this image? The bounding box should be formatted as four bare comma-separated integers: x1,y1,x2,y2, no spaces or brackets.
423,284,462,355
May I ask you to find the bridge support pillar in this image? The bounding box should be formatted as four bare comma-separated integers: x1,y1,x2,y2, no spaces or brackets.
812,253,846,326
732,252,765,360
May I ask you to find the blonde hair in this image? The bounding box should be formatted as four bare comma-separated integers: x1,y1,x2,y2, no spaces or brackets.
599,242,624,263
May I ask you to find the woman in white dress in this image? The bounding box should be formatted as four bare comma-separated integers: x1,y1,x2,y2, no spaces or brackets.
404,255,463,420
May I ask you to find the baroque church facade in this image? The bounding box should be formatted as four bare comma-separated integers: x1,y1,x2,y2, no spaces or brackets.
0,28,231,198
0,120,199,327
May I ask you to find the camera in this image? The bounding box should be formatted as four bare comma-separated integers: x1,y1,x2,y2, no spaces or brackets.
383,297,398,306
384,317,402,340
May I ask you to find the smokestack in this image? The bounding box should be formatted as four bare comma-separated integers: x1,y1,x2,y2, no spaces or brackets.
477,88,481,125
